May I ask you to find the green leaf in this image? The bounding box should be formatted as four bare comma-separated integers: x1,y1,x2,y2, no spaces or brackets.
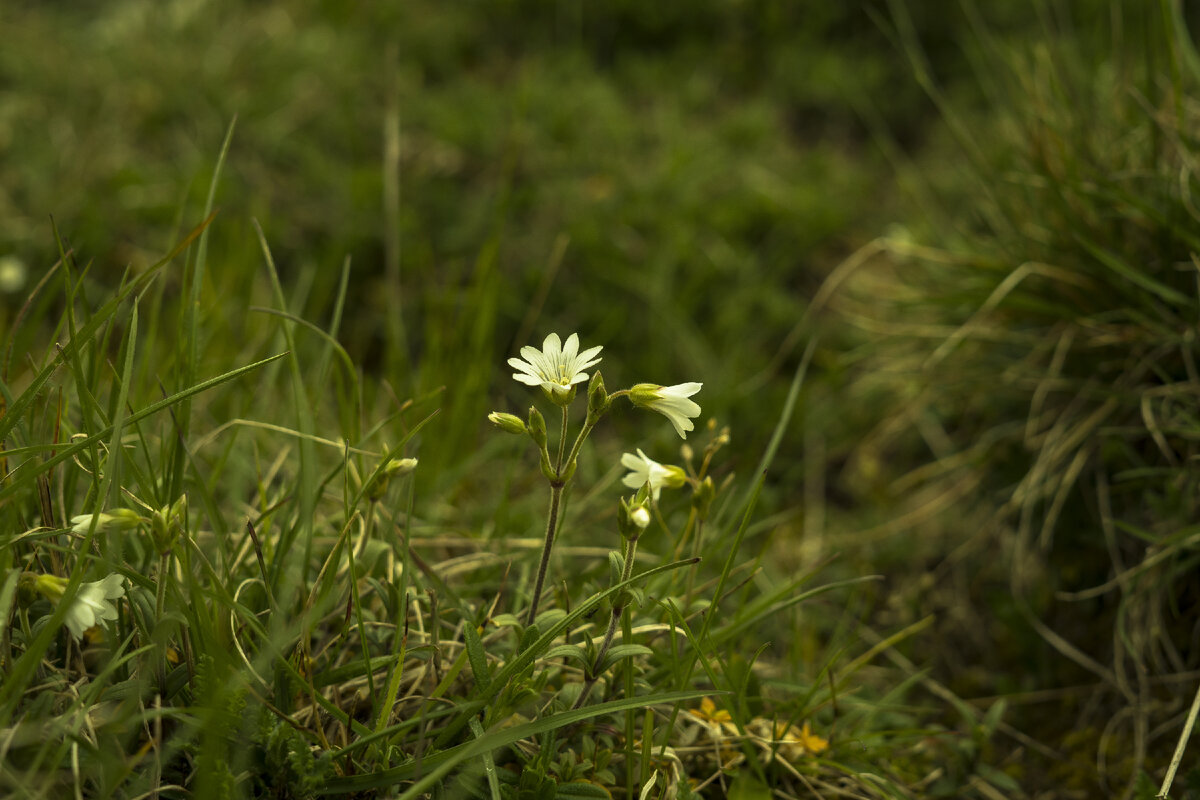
599,645,653,673
543,644,591,668
464,620,492,694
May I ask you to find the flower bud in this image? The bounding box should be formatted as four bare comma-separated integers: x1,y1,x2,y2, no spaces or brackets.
34,573,68,602
70,508,144,535
527,406,548,449
366,457,418,501
586,370,609,424
150,495,187,554
16,571,40,608
618,496,650,540
488,411,527,435
630,506,651,531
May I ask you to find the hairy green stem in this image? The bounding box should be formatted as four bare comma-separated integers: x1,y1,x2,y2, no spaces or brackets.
556,405,569,472
572,536,639,709
525,404,604,626
155,551,171,689
525,482,564,626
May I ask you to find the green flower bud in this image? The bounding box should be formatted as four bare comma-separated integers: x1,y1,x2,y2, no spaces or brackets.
70,508,144,535
618,496,650,541
586,370,609,424
17,571,40,608
366,456,418,501
527,406,548,449
488,411,527,435
150,495,187,554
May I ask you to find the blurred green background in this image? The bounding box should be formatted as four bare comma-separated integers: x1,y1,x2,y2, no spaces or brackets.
5,0,1200,792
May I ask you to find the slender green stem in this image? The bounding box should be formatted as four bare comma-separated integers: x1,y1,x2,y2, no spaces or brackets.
563,418,597,472
1159,678,1200,799
572,536,639,709
683,519,705,608
155,553,171,622
155,551,171,689
526,403,602,626
556,405,569,472
622,606,636,798
525,482,564,626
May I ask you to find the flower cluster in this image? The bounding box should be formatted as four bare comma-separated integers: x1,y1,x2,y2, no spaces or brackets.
501,332,703,438
687,697,830,766
492,331,706,625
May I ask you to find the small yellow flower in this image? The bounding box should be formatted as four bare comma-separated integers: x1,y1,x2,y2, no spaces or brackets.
751,717,828,762
689,696,732,724
798,722,829,754
688,697,737,739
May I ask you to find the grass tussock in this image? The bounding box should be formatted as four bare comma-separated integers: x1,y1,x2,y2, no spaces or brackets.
826,3,1200,795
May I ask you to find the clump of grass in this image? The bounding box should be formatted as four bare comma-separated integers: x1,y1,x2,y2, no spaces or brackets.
0,176,1010,796
828,2,1200,793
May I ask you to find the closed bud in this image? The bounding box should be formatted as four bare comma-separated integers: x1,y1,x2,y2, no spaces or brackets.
150,495,187,554
527,406,548,449
618,496,650,541
70,508,144,535
488,411,527,435
586,370,609,424
16,571,39,608
367,456,418,501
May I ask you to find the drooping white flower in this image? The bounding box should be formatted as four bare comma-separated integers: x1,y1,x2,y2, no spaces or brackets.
629,383,703,438
34,573,126,640
621,448,686,501
508,333,603,403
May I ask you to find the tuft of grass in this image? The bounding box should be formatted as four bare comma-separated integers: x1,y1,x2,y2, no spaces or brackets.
824,1,1200,793
0,192,1003,796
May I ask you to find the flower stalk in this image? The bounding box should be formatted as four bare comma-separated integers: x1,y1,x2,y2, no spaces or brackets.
495,331,703,627
572,496,648,709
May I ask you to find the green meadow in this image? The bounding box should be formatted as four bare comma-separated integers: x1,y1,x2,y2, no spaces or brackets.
2,1,1199,797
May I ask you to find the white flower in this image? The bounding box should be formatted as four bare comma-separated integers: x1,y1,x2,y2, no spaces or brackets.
621,448,686,501
629,383,703,438
508,333,603,403
35,573,126,640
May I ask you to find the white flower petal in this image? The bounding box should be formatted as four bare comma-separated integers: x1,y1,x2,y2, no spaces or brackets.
507,332,603,400
562,333,579,360
636,383,703,438
63,574,126,640
620,449,671,500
